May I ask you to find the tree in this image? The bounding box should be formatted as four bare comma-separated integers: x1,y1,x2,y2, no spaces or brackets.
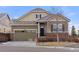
50,6,64,14
77,30,79,37
71,26,77,37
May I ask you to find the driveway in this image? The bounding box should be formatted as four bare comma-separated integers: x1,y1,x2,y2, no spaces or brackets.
0,41,37,47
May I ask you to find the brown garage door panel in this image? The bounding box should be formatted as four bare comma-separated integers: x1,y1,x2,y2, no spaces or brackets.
14,30,36,41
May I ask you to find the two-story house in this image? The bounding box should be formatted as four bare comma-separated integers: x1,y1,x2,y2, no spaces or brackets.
0,13,11,33
11,8,70,42
0,13,11,41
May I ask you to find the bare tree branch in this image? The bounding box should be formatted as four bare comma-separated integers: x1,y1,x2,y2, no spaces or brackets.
50,6,64,14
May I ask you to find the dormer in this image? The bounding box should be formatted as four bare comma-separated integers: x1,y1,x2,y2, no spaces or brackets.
18,8,49,21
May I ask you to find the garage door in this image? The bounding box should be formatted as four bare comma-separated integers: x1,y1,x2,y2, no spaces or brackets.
14,30,36,41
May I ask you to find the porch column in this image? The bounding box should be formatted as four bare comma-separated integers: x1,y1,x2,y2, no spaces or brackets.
38,22,40,38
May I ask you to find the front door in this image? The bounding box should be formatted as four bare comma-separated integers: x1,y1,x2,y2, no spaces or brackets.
40,28,45,36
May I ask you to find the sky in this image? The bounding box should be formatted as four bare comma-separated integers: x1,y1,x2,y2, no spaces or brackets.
0,6,78,32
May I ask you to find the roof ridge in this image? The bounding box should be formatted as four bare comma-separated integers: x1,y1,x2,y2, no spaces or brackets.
30,8,49,13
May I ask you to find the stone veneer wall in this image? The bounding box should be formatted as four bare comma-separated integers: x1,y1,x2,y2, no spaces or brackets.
46,33,68,38
37,33,69,42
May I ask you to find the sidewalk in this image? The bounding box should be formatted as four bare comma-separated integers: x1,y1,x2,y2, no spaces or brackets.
1,41,79,49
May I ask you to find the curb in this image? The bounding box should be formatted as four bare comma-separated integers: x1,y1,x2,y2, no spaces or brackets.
37,46,79,50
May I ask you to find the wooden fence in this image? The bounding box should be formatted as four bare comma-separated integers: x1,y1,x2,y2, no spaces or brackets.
0,33,10,42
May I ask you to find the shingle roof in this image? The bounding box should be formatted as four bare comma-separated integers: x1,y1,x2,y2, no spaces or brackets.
30,8,49,13
17,8,70,22
12,21,36,24
0,13,7,18
17,8,49,20
37,14,70,22
0,13,11,21
39,14,56,20
57,14,70,22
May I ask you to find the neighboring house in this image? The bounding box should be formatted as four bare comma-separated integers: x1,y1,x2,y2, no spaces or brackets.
11,8,70,42
0,13,11,41
0,13,11,33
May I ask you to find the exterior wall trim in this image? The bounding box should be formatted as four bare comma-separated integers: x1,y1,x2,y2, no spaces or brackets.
13,29,37,33
47,31,68,33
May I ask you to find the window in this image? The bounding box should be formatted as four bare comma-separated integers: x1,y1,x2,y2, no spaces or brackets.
40,14,42,18
52,23,63,32
52,24,58,32
35,14,42,19
58,24,63,32
36,14,38,18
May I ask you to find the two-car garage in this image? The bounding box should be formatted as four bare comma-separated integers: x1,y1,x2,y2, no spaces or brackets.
11,23,38,41
13,29,37,41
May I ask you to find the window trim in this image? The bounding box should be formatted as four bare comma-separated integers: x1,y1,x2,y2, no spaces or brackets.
35,14,42,19
51,23,64,32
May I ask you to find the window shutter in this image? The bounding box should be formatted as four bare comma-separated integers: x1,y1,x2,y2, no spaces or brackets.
62,24,64,31
51,25,53,32
36,14,38,18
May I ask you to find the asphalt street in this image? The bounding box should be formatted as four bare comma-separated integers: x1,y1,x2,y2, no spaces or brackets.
0,45,78,52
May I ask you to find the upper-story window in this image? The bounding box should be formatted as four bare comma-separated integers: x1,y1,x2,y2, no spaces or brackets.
36,14,38,18
40,14,42,18
35,14,42,19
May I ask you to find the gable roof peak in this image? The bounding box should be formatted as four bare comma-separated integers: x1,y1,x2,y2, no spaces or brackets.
0,13,7,18
31,8,48,13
